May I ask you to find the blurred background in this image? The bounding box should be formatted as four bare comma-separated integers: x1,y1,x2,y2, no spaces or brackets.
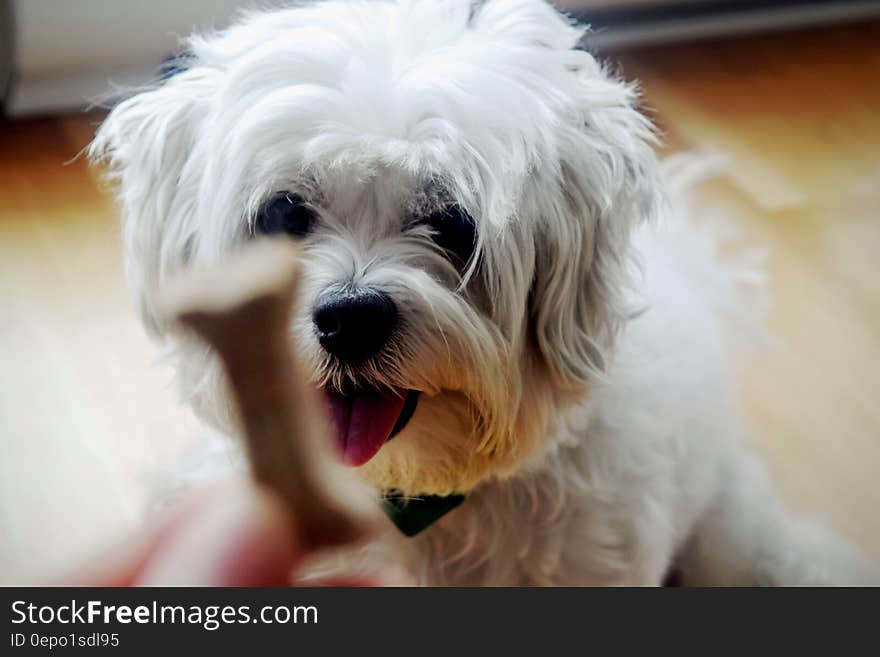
1,0,879,583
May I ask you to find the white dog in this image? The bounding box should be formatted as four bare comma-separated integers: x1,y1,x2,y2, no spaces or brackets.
91,0,876,585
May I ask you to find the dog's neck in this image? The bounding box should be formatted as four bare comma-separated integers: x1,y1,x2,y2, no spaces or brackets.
398,401,599,585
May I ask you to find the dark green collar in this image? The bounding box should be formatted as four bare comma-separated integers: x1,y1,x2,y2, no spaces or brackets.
381,492,466,537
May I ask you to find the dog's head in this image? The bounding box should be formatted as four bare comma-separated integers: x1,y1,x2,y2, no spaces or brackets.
91,0,658,496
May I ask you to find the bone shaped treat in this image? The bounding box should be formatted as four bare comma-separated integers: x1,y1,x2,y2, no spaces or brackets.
160,239,380,553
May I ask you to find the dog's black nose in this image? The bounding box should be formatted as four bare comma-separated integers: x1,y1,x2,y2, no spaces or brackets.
313,289,398,363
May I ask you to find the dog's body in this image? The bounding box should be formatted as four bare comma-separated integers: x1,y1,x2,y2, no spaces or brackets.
385,161,872,585
397,182,866,585
91,0,875,585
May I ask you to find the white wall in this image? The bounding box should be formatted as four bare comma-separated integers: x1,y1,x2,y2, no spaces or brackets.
8,0,248,115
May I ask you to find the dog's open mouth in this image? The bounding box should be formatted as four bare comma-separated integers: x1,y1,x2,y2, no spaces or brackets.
323,387,420,466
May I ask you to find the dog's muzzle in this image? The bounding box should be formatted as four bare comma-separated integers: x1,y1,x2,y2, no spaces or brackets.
313,287,418,466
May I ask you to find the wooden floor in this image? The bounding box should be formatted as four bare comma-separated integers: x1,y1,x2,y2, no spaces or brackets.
2,21,879,583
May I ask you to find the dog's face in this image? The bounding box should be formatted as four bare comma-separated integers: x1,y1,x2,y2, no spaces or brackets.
92,0,657,496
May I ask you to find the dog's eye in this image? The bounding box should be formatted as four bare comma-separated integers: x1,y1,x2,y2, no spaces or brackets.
423,205,477,267
255,193,316,238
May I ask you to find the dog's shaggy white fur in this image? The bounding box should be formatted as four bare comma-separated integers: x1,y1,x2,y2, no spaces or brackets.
91,0,876,585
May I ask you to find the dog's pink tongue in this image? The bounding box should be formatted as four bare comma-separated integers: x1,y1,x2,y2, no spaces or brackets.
325,389,406,466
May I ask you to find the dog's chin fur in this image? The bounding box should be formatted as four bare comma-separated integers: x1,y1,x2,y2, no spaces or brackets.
359,364,570,496
91,0,878,584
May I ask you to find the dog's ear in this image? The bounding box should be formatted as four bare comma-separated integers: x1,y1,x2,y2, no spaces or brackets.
529,140,657,391
90,66,216,335
495,2,660,389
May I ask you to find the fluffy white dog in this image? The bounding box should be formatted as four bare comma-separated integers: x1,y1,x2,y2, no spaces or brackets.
91,0,876,585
